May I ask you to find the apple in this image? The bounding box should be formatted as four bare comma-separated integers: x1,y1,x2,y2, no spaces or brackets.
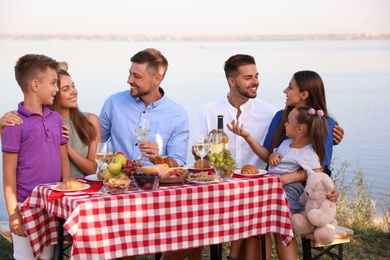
115,151,126,158
107,162,122,175
113,153,126,166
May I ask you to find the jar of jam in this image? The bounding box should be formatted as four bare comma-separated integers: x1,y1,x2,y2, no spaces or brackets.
155,155,169,165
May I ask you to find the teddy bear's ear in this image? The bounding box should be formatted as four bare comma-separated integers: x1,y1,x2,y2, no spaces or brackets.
323,174,335,192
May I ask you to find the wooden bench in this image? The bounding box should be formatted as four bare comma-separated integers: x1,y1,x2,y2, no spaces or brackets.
0,221,13,244
301,225,354,260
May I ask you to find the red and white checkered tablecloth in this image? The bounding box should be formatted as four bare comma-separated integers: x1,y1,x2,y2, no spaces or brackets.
21,175,293,260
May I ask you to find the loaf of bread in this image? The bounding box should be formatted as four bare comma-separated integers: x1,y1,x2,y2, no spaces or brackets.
241,164,259,175
56,178,85,190
139,164,169,176
194,159,210,169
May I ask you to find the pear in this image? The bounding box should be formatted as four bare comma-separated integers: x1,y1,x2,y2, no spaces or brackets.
107,162,122,175
115,172,127,178
102,169,115,180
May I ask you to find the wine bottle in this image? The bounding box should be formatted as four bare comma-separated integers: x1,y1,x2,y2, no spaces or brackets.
210,115,229,153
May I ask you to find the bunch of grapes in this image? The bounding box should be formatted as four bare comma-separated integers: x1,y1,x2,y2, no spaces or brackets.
207,148,236,177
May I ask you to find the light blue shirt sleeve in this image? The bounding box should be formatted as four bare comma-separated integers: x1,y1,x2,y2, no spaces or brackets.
99,99,112,143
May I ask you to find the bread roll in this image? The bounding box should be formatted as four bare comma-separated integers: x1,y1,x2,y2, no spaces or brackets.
241,164,259,175
194,159,210,169
56,178,85,190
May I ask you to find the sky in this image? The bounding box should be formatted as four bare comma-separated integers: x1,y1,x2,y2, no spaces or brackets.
0,0,388,36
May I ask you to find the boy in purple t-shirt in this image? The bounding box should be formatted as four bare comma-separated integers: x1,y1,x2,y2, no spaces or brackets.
2,54,70,260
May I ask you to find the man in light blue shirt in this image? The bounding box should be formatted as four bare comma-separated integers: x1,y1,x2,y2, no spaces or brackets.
99,48,189,167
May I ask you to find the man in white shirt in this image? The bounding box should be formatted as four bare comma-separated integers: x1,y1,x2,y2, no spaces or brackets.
193,54,277,169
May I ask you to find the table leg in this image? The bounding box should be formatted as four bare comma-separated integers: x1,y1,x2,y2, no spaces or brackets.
210,244,222,260
260,235,266,260
58,218,64,260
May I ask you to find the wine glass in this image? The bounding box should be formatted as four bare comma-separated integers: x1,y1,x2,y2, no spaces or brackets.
193,133,210,172
135,118,151,163
95,141,114,178
208,131,224,154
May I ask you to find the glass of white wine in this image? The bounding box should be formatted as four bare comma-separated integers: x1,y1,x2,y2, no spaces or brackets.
193,133,211,172
135,118,151,163
95,141,114,182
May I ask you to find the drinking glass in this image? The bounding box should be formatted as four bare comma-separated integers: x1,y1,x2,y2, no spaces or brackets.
135,118,151,162
193,133,210,172
95,141,114,185
208,132,224,154
95,141,114,170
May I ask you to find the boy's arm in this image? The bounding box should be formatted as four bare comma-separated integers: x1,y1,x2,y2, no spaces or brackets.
60,144,70,181
3,152,27,237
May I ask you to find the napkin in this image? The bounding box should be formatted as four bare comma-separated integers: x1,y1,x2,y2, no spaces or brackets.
48,180,103,202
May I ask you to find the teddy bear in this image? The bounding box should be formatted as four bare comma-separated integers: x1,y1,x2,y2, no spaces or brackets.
290,170,337,245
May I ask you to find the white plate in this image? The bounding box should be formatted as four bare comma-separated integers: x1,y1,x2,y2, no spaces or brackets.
234,169,268,177
85,174,103,182
50,184,90,192
187,180,219,185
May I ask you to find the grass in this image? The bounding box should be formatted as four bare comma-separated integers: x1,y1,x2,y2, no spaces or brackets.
1,161,389,259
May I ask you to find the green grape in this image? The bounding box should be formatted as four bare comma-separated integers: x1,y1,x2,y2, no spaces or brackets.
213,148,237,179
209,156,216,162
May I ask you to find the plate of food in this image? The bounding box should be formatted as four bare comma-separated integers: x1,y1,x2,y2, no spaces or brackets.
50,178,90,192
85,174,103,182
50,184,90,192
233,169,268,177
160,167,189,186
187,179,219,185
187,172,218,185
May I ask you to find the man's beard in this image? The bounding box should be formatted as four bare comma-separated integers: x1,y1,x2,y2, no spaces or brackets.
130,85,152,98
235,83,257,99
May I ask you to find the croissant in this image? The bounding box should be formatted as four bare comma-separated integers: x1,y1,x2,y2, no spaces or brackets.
241,164,259,175
56,178,85,190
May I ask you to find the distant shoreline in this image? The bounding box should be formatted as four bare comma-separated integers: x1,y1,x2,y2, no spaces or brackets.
1,33,389,42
